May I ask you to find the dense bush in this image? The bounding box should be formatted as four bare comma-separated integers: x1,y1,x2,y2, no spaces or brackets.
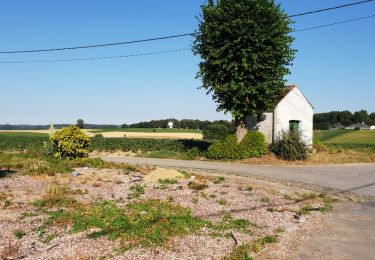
206,131,268,160
271,132,309,161
238,131,269,158
50,126,91,159
203,124,232,140
90,137,212,154
206,135,239,160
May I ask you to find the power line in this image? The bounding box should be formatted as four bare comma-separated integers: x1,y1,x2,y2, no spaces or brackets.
0,48,190,64
1,13,374,64
289,0,374,18
0,0,373,54
293,14,375,32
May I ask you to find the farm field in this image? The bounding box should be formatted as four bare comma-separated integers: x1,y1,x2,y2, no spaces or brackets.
0,129,203,140
89,128,202,133
314,130,375,152
318,130,375,144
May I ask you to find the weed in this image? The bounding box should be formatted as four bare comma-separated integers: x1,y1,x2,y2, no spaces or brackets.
217,198,228,205
167,196,175,202
213,176,225,184
267,208,275,212
200,192,209,199
14,230,26,239
192,197,199,204
188,181,208,191
261,197,271,203
224,235,278,259
33,183,80,209
298,205,314,216
158,178,179,185
276,227,285,233
127,184,145,199
20,211,37,219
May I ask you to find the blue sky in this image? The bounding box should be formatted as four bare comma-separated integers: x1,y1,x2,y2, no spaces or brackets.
0,0,374,124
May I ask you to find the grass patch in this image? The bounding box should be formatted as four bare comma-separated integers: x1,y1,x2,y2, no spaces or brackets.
0,152,136,176
158,178,179,185
188,181,208,191
224,235,278,259
33,183,81,209
212,176,225,184
14,230,26,239
127,184,145,199
40,199,207,250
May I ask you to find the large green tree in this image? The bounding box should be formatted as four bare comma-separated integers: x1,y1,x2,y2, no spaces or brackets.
193,0,295,141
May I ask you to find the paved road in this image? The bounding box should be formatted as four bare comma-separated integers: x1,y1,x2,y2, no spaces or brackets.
102,156,375,199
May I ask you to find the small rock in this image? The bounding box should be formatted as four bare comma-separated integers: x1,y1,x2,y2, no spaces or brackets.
72,172,81,178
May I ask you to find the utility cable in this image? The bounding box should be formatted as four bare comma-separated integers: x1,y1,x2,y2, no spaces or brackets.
0,0,373,54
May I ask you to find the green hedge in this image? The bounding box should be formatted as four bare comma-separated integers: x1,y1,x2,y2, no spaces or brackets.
206,131,268,160
90,137,212,153
0,135,212,154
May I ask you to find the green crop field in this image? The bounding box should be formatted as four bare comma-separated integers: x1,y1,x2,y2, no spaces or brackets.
315,130,375,144
0,132,49,137
89,128,202,134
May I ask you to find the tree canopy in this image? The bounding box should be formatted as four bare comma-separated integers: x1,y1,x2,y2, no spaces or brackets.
193,0,295,140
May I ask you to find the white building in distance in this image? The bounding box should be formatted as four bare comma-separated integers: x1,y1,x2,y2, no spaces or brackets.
246,85,314,146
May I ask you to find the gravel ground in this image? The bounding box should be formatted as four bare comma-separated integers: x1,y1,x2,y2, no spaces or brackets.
0,167,331,259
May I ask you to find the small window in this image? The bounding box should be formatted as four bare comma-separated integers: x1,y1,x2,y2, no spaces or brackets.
289,120,300,134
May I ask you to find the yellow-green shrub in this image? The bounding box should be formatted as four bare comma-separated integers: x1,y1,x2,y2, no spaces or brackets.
50,126,90,159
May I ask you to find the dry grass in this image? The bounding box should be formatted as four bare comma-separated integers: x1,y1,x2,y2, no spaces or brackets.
239,150,375,165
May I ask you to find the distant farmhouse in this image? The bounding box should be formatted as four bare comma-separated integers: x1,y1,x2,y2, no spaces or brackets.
247,85,314,146
345,122,371,130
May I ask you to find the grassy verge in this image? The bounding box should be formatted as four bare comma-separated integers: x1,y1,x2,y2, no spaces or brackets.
0,152,136,176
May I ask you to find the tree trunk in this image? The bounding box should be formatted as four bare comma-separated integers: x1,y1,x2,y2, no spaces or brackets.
235,117,247,142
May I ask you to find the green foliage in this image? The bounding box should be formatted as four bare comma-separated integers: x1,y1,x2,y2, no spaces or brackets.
193,0,295,119
76,119,85,129
271,132,309,161
203,124,233,140
90,137,212,154
127,184,145,199
188,181,209,191
224,235,278,259
14,230,26,239
158,178,179,185
0,135,48,151
42,199,207,249
0,152,133,176
50,126,91,159
207,131,268,160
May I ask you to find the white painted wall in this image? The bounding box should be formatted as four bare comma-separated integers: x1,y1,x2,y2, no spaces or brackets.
274,87,314,146
246,113,274,143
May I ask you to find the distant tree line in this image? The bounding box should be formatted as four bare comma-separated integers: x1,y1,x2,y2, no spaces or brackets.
314,110,375,130
0,124,119,130
122,119,234,131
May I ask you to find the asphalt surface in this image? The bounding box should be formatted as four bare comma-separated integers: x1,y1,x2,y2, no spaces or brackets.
102,156,375,199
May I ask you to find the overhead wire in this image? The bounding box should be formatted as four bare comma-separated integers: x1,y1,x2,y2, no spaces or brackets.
0,0,374,54
1,14,374,64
